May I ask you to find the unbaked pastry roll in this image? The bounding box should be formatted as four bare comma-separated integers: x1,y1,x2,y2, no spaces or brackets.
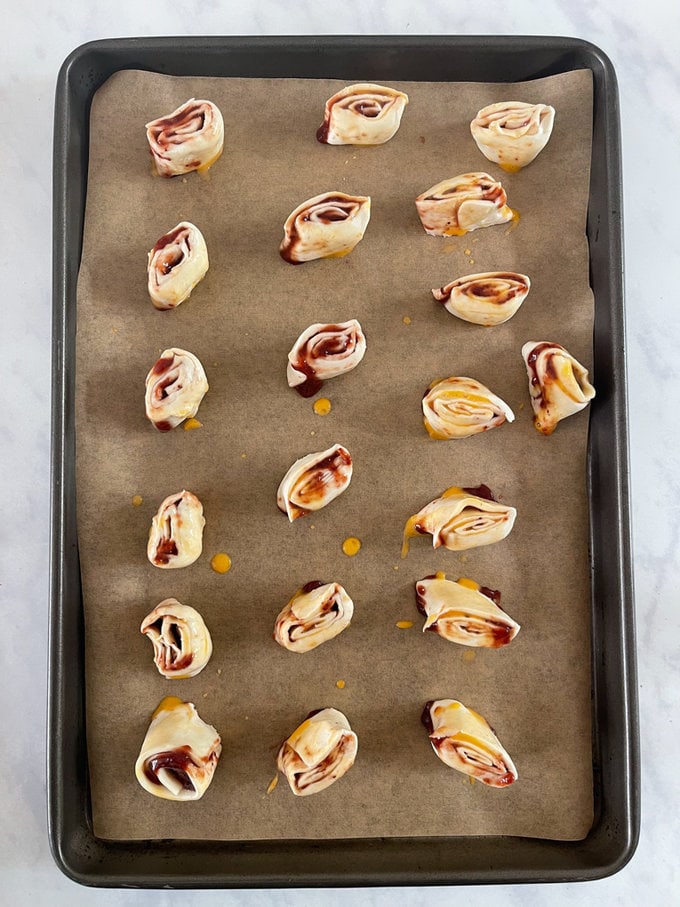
416,573,520,648
135,697,221,800
274,581,354,652
422,699,517,787
145,98,224,177
402,485,516,557
277,708,358,796
415,173,514,236
287,320,366,397
141,598,213,678
471,101,555,172
316,83,409,145
277,444,353,521
147,490,205,568
522,341,596,435
144,348,209,432
279,192,371,264
422,376,514,440
433,272,530,326
147,221,209,311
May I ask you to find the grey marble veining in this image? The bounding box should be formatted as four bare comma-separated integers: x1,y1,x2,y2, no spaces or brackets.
3,0,680,902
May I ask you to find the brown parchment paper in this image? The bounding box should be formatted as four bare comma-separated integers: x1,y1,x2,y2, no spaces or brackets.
76,68,595,842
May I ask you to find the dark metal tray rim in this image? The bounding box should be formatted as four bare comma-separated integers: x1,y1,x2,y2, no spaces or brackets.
50,34,639,888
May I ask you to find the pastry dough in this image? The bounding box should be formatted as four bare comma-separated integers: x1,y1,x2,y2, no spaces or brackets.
274,581,354,652
422,699,517,787
277,444,353,521
287,320,366,397
144,348,209,431
522,341,596,435
135,697,221,800
147,490,205,568
279,192,370,263
433,272,530,326
147,221,209,311
141,599,213,678
145,98,224,177
402,485,516,556
277,708,358,796
415,173,514,236
416,573,520,648
422,376,514,439
471,101,555,172
316,83,409,145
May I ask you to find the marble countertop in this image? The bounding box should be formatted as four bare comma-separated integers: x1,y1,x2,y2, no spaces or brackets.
3,0,679,903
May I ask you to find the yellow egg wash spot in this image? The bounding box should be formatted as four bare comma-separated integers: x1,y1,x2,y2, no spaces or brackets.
313,397,332,416
336,679,346,689
444,226,468,237
464,248,471,256
342,536,362,557
401,514,421,558
326,248,352,259
211,553,232,574
500,162,523,173
435,571,447,580
463,650,477,663
424,420,450,441
152,696,184,718
131,495,143,507
266,775,279,794
396,620,414,629
393,564,399,571
402,315,412,325
240,452,247,458
441,485,464,498
457,577,481,591
183,418,202,431
504,208,521,234
469,775,476,784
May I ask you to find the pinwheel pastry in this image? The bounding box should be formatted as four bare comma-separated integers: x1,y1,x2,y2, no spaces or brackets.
277,444,353,521
274,581,354,652
415,573,520,648
287,320,366,397
422,699,517,787
144,348,209,431
402,485,516,557
277,707,358,796
279,192,371,263
433,271,530,326
135,696,221,800
145,98,224,177
147,490,205,568
141,598,213,678
422,376,514,440
147,221,209,311
522,341,596,435
316,83,409,145
471,101,555,172
415,173,514,236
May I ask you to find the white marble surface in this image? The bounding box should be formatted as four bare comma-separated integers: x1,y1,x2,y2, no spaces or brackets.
3,0,679,902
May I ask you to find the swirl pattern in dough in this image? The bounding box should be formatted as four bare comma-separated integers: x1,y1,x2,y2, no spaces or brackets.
422,699,517,787
277,444,353,521
402,485,516,556
522,341,595,435
145,98,224,177
277,707,358,796
316,83,409,145
287,320,366,397
432,271,530,326
135,697,221,800
415,173,514,236
145,348,209,432
141,599,213,678
147,490,205,568
471,101,555,172
416,573,520,648
279,192,371,263
422,376,514,439
147,221,209,311
274,581,354,652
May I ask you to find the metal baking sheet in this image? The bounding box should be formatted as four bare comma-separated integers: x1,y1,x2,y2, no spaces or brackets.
49,35,638,887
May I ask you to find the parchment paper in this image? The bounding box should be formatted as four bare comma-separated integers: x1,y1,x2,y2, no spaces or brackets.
76,68,594,841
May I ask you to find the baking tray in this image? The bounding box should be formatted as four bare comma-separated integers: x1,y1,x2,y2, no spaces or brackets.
49,35,638,887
